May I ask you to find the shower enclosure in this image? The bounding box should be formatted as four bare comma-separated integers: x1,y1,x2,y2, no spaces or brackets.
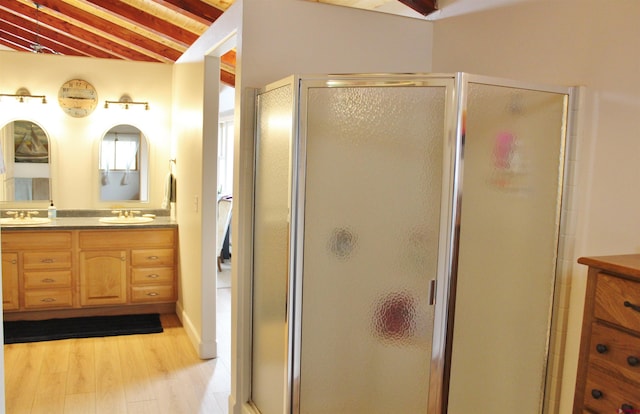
251,73,572,414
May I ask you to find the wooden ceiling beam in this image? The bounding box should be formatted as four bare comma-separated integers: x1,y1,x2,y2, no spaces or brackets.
0,19,89,57
396,0,438,16
1,2,161,62
220,69,235,87
150,0,223,26
0,9,118,59
0,28,40,53
82,0,199,46
32,0,182,61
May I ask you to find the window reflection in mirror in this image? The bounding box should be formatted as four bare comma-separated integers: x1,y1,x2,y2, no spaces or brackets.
0,120,51,201
99,124,148,202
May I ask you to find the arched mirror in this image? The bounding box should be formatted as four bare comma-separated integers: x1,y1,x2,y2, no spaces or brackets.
0,120,51,202
99,124,148,202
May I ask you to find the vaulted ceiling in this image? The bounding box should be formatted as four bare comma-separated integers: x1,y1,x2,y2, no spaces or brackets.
0,0,439,87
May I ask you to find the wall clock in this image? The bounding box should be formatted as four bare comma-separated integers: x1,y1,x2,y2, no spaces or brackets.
58,79,98,118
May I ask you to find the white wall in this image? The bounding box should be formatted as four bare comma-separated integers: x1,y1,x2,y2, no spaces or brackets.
432,1,640,411
0,52,173,210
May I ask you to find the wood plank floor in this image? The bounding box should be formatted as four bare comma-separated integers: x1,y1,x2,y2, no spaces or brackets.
4,284,231,414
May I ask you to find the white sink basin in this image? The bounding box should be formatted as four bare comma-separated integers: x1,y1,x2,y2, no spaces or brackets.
0,217,52,225
99,216,154,224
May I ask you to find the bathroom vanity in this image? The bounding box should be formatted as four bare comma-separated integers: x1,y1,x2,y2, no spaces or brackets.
1,216,177,321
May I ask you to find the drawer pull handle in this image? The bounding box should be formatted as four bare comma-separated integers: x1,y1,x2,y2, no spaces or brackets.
591,389,603,399
41,278,55,283
147,292,159,297
147,256,159,260
147,274,160,279
596,343,608,354
627,356,640,367
41,258,54,263
621,404,634,412
11,260,16,264
624,300,640,313
41,298,56,303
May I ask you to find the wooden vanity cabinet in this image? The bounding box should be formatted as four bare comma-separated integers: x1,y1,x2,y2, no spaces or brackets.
574,255,640,414
2,231,74,311
79,228,177,307
1,227,177,317
2,253,19,310
79,250,127,306
131,248,175,303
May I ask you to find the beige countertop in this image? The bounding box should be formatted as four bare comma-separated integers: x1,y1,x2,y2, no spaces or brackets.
0,216,177,231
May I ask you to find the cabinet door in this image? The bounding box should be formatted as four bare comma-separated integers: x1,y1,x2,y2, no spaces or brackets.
2,253,19,311
80,250,127,306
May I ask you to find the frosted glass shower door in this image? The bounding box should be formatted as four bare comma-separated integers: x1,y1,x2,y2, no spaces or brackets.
252,82,293,414
447,81,569,413
297,83,450,413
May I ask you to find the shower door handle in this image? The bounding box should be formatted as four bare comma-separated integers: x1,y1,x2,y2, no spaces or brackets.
428,279,437,305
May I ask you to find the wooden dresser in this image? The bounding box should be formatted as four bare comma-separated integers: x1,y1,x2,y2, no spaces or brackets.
574,254,640,413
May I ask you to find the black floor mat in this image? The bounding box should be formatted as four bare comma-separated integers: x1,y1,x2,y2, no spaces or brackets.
3,313,163,344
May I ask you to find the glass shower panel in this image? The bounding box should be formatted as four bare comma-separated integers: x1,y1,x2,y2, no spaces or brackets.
252,83,293,414
299,85,446,413
447,83,567,413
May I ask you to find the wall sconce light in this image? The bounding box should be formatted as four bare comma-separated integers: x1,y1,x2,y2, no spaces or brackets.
104,94,149,110
0,87,47,104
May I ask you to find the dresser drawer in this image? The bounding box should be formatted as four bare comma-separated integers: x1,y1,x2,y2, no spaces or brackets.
589,322,640,386
131,267,174,285
131,285,175,303
24,289,73,309
595,272,640,332
131,249,174,267
24,270,72,289
584,365,640,413
23,251,72,270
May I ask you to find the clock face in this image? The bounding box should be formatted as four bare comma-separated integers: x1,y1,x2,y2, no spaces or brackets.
58,79,98,118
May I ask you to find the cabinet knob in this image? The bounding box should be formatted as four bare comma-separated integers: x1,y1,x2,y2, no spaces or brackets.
623,300,640,313
591,389,603,399
596,343,608,354
627,356,640,367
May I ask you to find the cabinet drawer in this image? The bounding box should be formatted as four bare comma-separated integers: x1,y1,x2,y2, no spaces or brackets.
131,249,174,267
131,267,174,285
24,270,72,289
24,289,73,309
80,229,175,249
131,285,175,303
595,272,640,332
23,251,71,270
2,231,72,250
584,365,640,413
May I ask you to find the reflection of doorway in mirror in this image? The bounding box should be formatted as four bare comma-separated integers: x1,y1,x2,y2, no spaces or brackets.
0,120,51,201
99,124,148,202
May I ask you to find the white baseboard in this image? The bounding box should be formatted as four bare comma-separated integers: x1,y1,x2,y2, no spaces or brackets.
176,301,217,359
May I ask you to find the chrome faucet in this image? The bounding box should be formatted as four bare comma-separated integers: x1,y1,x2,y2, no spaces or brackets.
111,209,141,219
